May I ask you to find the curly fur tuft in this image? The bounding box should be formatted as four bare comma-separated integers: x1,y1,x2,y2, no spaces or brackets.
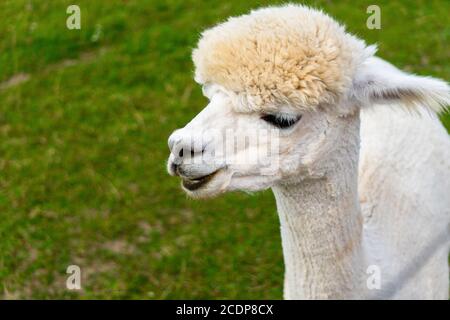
192,4,375,112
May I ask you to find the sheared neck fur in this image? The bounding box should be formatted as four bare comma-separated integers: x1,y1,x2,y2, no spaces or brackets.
272,111,369,299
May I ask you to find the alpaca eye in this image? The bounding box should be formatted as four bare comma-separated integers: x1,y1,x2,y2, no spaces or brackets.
261,114,301,129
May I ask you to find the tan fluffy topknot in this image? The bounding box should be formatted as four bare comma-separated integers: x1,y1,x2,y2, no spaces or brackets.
192,4,375,112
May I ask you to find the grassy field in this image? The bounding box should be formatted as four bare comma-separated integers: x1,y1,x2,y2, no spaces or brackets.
0,0,448,299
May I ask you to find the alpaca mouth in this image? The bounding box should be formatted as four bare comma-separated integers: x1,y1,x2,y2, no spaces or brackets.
182,170,219,191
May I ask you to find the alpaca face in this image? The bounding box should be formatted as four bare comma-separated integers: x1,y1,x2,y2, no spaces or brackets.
167,5,450,198
167,84,347,198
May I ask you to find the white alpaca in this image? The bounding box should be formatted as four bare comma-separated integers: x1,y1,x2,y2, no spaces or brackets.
167,5,450,299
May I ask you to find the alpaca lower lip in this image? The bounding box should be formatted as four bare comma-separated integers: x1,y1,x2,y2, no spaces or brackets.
182,171,218,191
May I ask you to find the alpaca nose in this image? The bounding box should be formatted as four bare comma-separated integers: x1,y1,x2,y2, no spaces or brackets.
168,129,206,165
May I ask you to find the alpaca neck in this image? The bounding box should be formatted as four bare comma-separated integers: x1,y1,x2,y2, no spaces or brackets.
272,114,368,299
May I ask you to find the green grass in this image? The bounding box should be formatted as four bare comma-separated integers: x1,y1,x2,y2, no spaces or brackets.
0,0,448,299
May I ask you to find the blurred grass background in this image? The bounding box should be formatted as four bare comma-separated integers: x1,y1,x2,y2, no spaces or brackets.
0,0,448,299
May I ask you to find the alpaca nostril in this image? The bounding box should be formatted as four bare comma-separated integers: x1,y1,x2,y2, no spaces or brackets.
174,142,206,160
171,163,179,175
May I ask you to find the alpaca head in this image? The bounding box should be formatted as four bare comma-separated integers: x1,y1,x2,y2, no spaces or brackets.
167,5,450,198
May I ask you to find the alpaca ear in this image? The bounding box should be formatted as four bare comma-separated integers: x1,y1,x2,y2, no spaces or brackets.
350,57,450,113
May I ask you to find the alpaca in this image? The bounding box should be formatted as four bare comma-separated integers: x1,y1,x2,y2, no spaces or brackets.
166,5,450,299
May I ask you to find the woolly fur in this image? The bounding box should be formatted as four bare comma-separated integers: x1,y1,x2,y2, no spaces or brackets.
192,4,375,113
